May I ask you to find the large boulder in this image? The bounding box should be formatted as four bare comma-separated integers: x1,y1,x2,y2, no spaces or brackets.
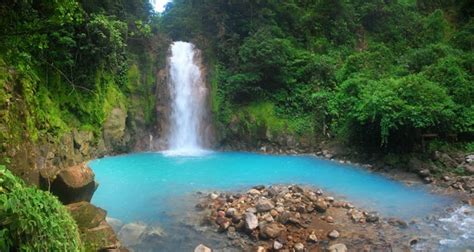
67,201,120,250
50,163,97,204
67,201,106,229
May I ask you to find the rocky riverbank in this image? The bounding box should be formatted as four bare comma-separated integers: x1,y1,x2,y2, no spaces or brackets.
191,184,422,252
220,140,474,202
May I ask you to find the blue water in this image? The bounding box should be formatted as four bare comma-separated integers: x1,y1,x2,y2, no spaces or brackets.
89,151,452,223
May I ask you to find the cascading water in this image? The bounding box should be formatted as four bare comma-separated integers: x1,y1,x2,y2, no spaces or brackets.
165,41,209,155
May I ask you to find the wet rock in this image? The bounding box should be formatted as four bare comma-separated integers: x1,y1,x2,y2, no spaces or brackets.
194,244,212,252
118,222,147,246
291,185,304,193
260,223,285,239
248,189,261,195
314,200,328,213
253,185,266,190
294,243,304,252
273,240,283,250
365,212,379,223
139,225,166,244
226,207,238,218
50,163,97,204
256,198,274,212
328,230,340,239
328,243,347,252
245,212,259,230
388,218,408,228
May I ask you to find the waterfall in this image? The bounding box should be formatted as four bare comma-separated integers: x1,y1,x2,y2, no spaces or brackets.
165,41,209,155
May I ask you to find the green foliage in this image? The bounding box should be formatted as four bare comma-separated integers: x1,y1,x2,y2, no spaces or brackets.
0,166,82,251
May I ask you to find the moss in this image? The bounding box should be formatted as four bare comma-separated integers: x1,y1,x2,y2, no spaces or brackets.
236,101,314,137
0,165,83,251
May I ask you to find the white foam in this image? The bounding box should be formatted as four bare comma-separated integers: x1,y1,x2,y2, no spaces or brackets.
438,205,474,247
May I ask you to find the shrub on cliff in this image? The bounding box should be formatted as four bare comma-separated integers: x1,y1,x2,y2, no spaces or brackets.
0,165,83,251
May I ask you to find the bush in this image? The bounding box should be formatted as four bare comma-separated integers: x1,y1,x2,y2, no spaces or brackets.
0,165,82,251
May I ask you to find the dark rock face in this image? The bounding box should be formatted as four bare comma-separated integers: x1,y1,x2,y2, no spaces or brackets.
50,163,97,204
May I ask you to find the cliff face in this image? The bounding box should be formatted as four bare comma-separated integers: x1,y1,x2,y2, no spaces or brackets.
0,52,164,185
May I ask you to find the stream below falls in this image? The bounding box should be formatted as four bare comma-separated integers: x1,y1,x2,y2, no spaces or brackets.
89,151,473,251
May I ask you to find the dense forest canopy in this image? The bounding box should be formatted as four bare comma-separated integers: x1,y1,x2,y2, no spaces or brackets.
161,0,473,151
0,0,473,157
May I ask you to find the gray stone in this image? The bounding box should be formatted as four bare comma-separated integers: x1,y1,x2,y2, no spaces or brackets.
245,212,259,230
194,244,212,252
273,240,283,250
328,230,340,239
256,198,274,212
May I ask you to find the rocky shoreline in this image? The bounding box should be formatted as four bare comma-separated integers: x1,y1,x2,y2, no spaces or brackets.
191,185,426,252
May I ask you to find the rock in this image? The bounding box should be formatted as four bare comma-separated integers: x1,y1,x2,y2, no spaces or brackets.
194,244,212,252
103,107,127,148
466,154,474,163
260,223,285,239
423,177,433,184
294,243,304,252
73,129,93,156
118,222,147,246
139,225,166,244
326,216,334,223
50,163,97,204
216,216,230,231
253,185,266,190
273,240,283,250
209,193,219,200
255,246,266,252
464,163,474,175
308,233,318,243
245,212,259,230
328,230,340,239
325,196,335,202
256,198,274,212
106,217,123,233
328,243,347,252
418,169,431,178
66,201,106,229
291,185,304,193
439,153,459,169
365,212,379,223
248,189,261,195
246,207,257,214
226,207,237,218
350,210,365,222
270,209,279,217
82,220,120,250
314,200,328,213
442,176,451,182
275,206,285,213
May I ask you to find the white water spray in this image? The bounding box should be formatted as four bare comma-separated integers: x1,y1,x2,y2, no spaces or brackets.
165,41,209,156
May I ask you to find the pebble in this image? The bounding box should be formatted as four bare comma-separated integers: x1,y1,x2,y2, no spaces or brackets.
245,212,258,230
209,193,219,200
248,189,261,195
328,230,340,239
194,244,212,252
294,243,305,252
273,240,283,250
308,233,318,242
